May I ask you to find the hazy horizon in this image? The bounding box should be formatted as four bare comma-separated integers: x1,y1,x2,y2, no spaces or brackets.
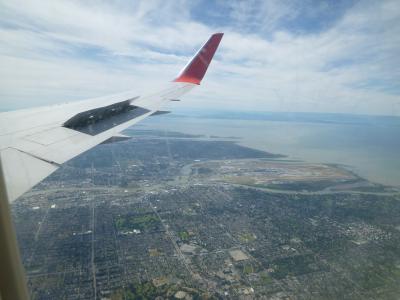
137,113,400,187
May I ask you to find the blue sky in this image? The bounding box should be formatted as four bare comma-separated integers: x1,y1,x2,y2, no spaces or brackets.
0,0,399,115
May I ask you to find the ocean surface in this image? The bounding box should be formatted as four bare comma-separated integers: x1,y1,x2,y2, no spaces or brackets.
135,111,400,187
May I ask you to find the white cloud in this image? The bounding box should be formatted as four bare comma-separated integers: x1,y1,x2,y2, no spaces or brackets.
0,0,399,115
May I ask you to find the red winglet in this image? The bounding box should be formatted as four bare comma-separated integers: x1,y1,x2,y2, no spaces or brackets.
173,33,223,85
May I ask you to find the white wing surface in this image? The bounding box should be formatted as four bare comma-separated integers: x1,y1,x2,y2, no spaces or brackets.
0,33,223,202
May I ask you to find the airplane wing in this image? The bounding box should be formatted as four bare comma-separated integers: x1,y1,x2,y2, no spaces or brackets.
0,33,223,202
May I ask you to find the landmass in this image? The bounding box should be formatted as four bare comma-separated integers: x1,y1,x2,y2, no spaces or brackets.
12,129,400,299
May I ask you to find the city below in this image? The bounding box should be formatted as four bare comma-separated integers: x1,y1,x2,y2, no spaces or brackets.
13,129,400,299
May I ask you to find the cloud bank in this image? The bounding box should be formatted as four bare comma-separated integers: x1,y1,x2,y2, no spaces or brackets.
0,0,399,115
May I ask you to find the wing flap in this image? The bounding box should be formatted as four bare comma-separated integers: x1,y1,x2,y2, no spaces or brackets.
11,108,153,166
1,148,59,201
23,127,80,146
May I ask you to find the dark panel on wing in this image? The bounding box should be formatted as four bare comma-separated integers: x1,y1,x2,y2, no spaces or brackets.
63,99,150,135
101,135,132,144
150,110,170,116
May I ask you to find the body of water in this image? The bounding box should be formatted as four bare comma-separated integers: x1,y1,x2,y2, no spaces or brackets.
136,112,400,187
